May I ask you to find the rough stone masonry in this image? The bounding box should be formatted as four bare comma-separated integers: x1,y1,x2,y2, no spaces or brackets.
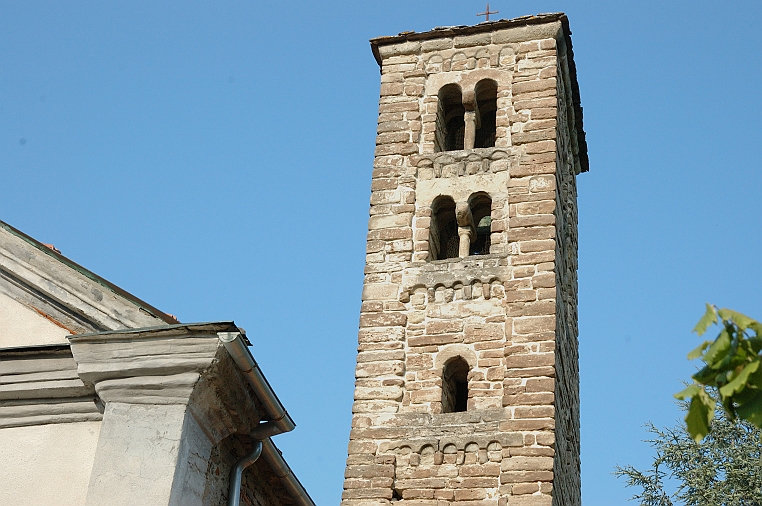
342,13,588,506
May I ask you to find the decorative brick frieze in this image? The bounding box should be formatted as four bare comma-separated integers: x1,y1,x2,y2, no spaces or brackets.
411,148,516,179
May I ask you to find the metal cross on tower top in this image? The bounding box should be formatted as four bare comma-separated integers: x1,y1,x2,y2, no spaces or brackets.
477,3,499,21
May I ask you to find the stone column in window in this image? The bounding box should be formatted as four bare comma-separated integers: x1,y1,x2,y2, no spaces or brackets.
456,202,475,258
462,89,481,150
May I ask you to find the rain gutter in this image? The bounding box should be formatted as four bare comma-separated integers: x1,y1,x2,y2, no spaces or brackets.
218,331,315,506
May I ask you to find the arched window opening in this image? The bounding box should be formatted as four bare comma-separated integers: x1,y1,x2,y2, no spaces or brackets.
430,196,459,261
469,193,492,256
442,357,470,413
435,84,465,152
474,80,497,149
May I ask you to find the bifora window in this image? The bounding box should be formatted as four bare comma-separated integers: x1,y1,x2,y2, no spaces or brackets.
474,79,497,149
442,357,470,413
468,193,492,256
435,84,465,152
429,196,458,261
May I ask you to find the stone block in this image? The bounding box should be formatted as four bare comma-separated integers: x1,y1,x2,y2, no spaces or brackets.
426,320,464,334
410,388,440,403
376,132,411,145
377,41,421,58
408,334,463,347
362,283,400,301
507,495,552,506
505,300,554,318
504,353,554,368
367,227,412,241
531,273,555,288
519,240,555,253
358,327,405,343
378,101,419,113
523,140,556,154
513,406,556,419
454,33,492,48
380,83,404,96
356,361,405,378
511,483,540,495
357,350,405,363
524,378,554,393
464,324,503,343
510,215,555,228
519,152,556,165
512,316,555,334
344,464,395,479
503,392,555,405
360,313,408,328
459,463,500,477
510,163,556,178
530,108,557,120
503,290,536,304
512,78,555,95
512,251,555,266
500,470,554,483
501,456,553,471
341,487,394,500
454,489,487,501
369,213,412,230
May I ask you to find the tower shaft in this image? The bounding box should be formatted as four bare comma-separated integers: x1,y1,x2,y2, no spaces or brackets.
343,13,588,506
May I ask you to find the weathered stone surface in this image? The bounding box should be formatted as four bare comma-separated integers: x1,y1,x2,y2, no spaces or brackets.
344,13,585,506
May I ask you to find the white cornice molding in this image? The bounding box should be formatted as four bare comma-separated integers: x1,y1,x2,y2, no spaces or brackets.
0,345,102,428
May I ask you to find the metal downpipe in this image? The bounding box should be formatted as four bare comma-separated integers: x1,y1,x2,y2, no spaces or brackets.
218,332,313,506
227,440,263,506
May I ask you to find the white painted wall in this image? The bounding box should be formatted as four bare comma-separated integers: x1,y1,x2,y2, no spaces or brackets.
0,291,70,347
0,421,101,506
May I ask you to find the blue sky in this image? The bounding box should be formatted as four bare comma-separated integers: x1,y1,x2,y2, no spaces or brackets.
2,1,761,504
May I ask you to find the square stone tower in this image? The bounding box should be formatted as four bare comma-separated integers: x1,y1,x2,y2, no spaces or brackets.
343,13,588,506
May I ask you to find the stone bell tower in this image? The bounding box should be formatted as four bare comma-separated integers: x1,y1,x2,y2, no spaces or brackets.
342,13,588,506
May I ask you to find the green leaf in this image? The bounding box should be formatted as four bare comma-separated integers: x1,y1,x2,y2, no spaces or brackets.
692,365,719,386
684,390,715,442
693,304,717,335
748,335,762,354
687,341,711,360
718,308,755,331
747,362,762,389
675,384,701,400
719,360,761,397
714,330,743,372
735,389,762,429
704,329,732,369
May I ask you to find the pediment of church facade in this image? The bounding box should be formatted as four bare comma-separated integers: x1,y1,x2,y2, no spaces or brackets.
0,220,176,347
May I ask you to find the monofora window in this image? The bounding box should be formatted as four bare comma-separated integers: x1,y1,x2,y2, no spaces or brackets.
434,84,465,152
429,196,458,261
442,357,470,413
468,193,492,256
474,79,497,149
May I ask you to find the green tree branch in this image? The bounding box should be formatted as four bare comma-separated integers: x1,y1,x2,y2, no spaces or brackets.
677,304,762,441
